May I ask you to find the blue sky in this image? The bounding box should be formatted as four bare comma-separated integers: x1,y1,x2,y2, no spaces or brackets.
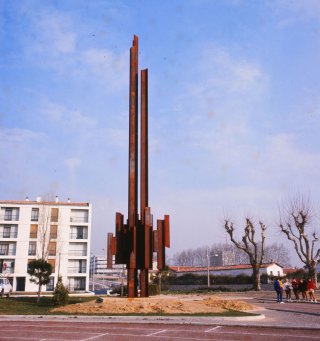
1,0,320,264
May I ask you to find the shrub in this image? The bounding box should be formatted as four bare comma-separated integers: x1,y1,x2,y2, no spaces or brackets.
52,276,69,305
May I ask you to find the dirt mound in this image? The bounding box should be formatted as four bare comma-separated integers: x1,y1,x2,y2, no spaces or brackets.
53,294,254,315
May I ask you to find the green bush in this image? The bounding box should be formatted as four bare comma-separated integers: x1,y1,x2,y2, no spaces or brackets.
52,276,69,306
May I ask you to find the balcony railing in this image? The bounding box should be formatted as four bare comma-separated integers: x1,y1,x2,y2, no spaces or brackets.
69,232,88,240
28,251,36,256
0,214,19,221
0,267,14,274
0,232,17,238
70,217,88,223
68,267,87,274
0,250,16,256
29,232,37,239
68,250,87,256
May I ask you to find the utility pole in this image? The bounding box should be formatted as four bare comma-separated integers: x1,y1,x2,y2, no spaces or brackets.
207,247,210,288
92,255,95,292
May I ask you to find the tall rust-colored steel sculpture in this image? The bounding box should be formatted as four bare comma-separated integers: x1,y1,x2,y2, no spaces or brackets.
107,35,170,298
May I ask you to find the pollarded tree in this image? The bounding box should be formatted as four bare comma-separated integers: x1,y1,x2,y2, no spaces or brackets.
279,195,320,285
27,259,52,303
224,218,266,291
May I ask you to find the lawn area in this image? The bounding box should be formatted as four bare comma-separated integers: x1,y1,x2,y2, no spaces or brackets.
0,296,95,315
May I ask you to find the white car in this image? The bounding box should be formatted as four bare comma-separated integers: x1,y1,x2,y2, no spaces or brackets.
0,277,13,297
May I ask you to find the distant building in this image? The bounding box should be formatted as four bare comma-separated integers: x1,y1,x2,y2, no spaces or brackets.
90,255,126,278
0,197,91,292
169,262,284,278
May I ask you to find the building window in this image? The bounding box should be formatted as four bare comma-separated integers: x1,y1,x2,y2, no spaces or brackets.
69,243,87,256
28,242,36,256
50,225,58,239
30,224,38,239
4,209,12,221
46,277,54,291
50,208,59,223
0,244,9,255
1,260,14,274
74,277,86,291
48,242,56,256
48,259,56,273
2,208,19,221
70,210,88,223
31,208,39,222
0,225,17,238
70,226,88,239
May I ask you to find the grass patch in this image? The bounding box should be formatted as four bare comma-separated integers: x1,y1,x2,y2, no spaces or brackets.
0,296,95,315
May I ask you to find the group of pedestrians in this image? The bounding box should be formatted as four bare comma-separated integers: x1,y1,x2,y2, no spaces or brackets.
274,277,318,303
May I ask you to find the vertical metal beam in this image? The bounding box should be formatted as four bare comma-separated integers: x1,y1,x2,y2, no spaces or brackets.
140,269,149,297
128,35,138,230
128,268,138,297
140,68,148,224
107,233,113,269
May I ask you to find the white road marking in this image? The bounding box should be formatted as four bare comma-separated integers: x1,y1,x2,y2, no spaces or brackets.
78,332,237,341
146,329,167,336
81,333,109,341
205,326,221,333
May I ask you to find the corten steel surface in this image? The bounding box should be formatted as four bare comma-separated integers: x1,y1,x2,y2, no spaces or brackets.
107,35,170,298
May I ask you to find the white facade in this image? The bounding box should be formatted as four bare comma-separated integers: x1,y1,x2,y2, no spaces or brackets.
0,198,91,292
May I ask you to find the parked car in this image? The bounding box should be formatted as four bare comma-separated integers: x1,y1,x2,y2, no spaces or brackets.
0,277,13,297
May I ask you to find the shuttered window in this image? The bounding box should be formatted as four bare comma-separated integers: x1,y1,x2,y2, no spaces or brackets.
51,208,59,222
48,242,56,256
50,225,58,239
48,259,56,272
30,225,38,239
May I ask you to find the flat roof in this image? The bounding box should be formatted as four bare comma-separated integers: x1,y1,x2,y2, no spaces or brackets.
0,200,90,207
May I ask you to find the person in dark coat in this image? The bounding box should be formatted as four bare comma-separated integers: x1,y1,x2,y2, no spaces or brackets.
274,277,284,303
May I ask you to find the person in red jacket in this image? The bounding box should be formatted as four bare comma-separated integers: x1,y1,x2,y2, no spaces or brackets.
307,278,317,302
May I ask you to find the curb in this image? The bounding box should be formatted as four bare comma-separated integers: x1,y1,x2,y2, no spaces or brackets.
0,313,265,324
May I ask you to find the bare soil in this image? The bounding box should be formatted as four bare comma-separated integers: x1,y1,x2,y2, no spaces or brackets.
53,294,254,315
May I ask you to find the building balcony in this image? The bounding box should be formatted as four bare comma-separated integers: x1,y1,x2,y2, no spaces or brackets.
68,267,87,274
70,217,88,223
68,250,87,256
0,250,16,256
69,232,88,240
0,214,19,221
0,232,17,238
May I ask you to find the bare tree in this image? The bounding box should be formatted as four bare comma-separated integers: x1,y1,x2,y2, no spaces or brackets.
36,200,61,261
264,243,291,267
279,195,320,284
224,218,266,291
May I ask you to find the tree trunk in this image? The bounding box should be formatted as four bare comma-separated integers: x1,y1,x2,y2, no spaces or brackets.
37,284,41,303
252,266,261,291
308,264,317,286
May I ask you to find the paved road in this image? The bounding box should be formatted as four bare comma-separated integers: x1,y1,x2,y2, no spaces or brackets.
0,292,319,340
0,320,319,341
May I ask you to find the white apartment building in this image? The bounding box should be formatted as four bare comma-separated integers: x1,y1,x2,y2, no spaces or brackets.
0,197,91,292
